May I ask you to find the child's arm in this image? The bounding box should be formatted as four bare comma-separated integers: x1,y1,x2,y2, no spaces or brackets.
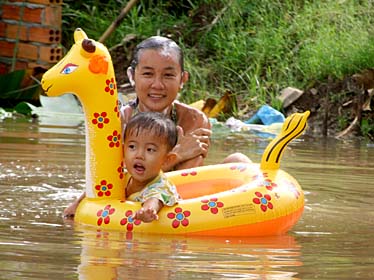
63,192,86,219
132,198,163,223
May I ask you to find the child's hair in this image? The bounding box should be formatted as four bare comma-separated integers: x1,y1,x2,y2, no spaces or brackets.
130,36,184,72
124,112,178,150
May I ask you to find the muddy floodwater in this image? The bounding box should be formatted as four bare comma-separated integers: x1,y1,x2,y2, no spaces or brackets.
0,117,373,279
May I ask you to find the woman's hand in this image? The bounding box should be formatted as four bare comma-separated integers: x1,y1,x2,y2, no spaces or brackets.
174,126,211,160
161,126,211,171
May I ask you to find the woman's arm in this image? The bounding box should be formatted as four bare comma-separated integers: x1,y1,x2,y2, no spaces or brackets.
162,126,210,171
164,102,212,171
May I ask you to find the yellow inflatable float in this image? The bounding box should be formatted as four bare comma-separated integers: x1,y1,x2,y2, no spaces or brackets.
41,28,309,236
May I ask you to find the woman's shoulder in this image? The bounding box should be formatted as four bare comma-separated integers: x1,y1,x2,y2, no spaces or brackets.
174,100,211,130
174,100,205,115
120,103,134,124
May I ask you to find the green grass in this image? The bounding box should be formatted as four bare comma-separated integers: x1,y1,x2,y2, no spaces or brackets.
61,0,374,111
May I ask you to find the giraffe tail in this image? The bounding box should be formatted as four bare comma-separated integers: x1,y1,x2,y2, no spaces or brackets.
260,111,310,171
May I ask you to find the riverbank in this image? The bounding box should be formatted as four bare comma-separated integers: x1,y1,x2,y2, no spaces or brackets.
110,39,374,140
283,69,374,139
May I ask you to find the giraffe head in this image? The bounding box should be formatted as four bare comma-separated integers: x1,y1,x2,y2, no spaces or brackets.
40,29,124,200
41,28,114,101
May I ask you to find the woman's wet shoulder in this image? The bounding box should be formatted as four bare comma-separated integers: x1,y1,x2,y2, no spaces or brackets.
174,101,210,127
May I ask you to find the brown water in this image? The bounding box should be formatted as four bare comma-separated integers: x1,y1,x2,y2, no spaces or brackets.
0,117,373,279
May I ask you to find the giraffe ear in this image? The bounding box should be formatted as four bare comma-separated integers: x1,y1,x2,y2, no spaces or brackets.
74,28,88,43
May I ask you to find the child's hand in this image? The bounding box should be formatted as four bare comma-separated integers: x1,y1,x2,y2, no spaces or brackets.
63,204,76,219
133,207,159,223
132,198,163,223
63,192,86,219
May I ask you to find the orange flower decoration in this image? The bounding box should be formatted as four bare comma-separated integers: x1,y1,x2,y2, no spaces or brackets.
89,55,108,74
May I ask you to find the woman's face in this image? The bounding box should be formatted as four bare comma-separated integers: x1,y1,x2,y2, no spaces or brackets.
133,49,187,113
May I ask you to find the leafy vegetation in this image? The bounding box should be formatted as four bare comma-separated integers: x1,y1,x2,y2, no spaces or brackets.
0,69,42,108
3,0,373,138
62,0,374,107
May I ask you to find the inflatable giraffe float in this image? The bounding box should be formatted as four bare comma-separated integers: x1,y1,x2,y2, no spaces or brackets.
41,28,125,200
41,28,310,236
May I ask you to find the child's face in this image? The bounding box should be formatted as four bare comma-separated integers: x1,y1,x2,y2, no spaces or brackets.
124,128,170,185
133,49,184,113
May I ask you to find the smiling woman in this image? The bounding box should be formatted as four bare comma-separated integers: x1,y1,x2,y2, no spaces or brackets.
121,35,214,171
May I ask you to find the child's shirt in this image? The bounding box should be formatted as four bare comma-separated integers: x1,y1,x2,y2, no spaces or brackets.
125,171,179,206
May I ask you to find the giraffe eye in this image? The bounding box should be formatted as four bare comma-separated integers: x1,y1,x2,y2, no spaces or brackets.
61,63,78,74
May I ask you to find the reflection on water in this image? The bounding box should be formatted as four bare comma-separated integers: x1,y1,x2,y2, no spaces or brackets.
77,230,302,280
1,117,373,279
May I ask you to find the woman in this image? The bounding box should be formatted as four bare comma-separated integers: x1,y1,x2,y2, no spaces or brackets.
121,35,250,170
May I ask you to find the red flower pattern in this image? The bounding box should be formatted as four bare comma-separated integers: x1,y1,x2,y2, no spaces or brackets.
201,198,224,214
114,100,121,118
105,78,116,95
229,164,247,172
120,210,141,231
117,161,125,179
253,191,273,212
95,180,113,197
97,204,115,225
181,170,197,176
167,207,191,228
262,178,278,191
92,112,109,128
107,130,121,148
